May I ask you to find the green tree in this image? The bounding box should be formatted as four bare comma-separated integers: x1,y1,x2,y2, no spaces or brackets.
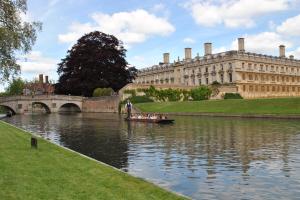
0,0,42,82
55,31,137,96
190,86,212,101
5,77,25,95
92,88,113,97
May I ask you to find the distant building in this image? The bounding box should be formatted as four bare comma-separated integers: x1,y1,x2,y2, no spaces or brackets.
23,74,54,95
134,38,300,98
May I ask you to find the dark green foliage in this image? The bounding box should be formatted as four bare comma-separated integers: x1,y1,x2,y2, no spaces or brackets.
190,86,212,101
126,96,153,104
5,78,25,95
0,0,42,82
123,89,136,97
55,31,137,96
223,93,243,99
139,85,192,102
162,88,181,101
92,88,113,97
0,92,8,97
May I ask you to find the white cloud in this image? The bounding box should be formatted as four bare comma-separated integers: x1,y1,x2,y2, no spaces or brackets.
231,32,292,55
213,46,227,53
152,3,166,12
18,51,58,74
183,37,196,44
287,47,300,58
185,0,291,28
58,9,175,47
277,14,300,36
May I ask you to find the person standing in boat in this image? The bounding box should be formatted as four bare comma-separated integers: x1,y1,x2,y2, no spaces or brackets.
125,100,132,119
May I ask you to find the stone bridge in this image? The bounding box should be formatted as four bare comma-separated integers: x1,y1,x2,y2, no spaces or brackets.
0,95,84,114
0,95,120,114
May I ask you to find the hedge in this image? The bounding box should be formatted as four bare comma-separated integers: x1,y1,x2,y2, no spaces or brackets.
223,93,243,99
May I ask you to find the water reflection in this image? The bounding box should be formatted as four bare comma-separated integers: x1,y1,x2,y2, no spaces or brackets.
4,114,300,199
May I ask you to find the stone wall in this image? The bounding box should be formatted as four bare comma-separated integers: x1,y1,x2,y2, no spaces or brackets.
82,96,120,113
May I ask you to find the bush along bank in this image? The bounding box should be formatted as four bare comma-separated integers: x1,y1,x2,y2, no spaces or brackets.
126,85,213,102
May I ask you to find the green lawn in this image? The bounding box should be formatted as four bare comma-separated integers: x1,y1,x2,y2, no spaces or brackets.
0,121,186,200
135,98,300,115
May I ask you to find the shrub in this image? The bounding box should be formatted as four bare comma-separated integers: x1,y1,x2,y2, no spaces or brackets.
125,96,154,104
164,88,181,101
190,86,212,101
92,88,113,97
123,89,136,96
223,93,243,99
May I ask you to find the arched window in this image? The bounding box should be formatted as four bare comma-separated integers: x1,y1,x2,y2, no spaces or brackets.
229,73,233,82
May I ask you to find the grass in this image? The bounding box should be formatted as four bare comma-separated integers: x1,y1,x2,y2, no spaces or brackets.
135,98,300,115
0,121,186,200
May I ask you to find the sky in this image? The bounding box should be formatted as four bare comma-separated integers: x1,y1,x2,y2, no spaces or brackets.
10,0,300,88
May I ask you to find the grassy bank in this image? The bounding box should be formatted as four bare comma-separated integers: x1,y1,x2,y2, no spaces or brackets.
135,98,300,115
0,121,186,200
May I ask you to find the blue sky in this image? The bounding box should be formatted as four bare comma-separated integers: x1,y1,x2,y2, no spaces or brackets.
12,0,300,87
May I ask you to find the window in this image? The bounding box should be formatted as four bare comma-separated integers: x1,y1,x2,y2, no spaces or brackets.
243,85,246,92
249,74,253,80
221,74,224,83
229,73,233,82
249,86,253,92
199,79,201,85
206,78,209,85
242,63,244,69
205,67,208,73
18,104,22,109
242,73,246,80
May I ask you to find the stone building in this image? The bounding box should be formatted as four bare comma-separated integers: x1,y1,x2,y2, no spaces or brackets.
134,38,300,98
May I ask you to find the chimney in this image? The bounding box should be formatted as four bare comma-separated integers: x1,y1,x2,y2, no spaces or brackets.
45,76,49,84
290,55,294,59
279,45,285,58
185,48,192,60
163,53,170,64
238,38,245,52
204,43,212,56
39,74,43,84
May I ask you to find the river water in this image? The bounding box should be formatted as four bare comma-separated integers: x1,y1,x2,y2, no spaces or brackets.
3,113,300,199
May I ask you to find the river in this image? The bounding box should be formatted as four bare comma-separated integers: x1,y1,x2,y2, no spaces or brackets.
3,113,300,199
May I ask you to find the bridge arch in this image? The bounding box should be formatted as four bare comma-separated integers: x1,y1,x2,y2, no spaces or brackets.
59,103,81,113
0,105,16,115
32,102,51,114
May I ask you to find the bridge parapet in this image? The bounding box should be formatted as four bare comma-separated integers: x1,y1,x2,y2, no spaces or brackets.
0,95,84,103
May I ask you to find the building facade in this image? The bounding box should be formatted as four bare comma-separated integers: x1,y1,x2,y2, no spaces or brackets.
134,38,300,98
